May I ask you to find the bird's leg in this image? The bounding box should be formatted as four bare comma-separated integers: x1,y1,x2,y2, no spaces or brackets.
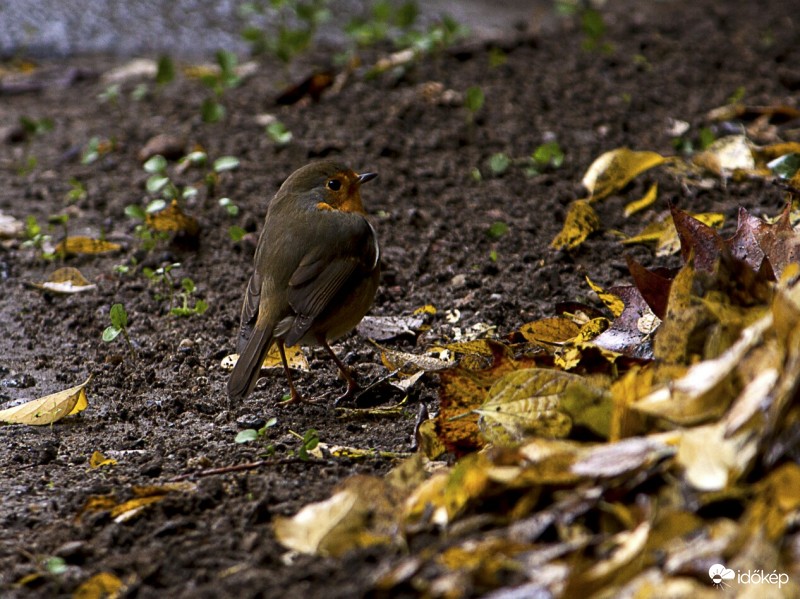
277,339,304,404
319,337,359,404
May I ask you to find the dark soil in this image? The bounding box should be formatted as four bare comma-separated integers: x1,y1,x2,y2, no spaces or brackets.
1,1,797,597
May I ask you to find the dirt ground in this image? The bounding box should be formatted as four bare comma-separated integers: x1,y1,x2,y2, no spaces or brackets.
1,0,797,597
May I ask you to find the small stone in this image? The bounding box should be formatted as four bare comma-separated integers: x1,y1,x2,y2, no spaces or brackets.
138,134,186,162
236,414,266,430
451,273,467,288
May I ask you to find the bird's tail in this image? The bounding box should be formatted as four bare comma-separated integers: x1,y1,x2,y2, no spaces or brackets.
227,322,274,401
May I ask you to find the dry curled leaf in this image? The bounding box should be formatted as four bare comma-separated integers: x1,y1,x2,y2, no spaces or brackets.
550,199,601,250
146,200,200,236
29,266,96,295
221,343,309,372
582,148,667,201
0,376,90,425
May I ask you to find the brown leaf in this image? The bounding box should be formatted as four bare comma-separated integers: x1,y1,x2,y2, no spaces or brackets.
437,341,534,455
670,203,727,272
275,70,335,105
591,286,658,360
626,256,675,319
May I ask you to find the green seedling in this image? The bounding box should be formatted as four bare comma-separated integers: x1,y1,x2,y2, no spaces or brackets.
66,178,88,204
206,155,241,196
241,0,330,64
44,556,67,576
266,120,293,145
234,417,278,447
103,303,136,359
464,86,484,124
143,262,180,307
98,83,121,105
199,50,242,123
125,200,170,252
81,136,116,165
170,277,209,317
156,55,176,86
580,8,612,53
228,225,247,242
345,0,418,47
219,197,239,217
16,115,53,175
488,153,511,176
288,428,320,460
487,221,509,240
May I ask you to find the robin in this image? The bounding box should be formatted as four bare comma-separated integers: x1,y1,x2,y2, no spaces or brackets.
227,160,380,404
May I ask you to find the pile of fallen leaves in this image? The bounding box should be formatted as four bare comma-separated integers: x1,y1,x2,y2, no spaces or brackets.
272,113,800,597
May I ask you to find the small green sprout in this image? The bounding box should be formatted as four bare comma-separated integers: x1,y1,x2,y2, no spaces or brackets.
464,86,485,122
103,303,136,359
488,153,511,176
487,221,509,240
170,277,209,317
156,55,176,86
228,225,247,242
235,417,278,445
66,178,88,203
290,428,320,460
266,120,293,145
219,197,239,217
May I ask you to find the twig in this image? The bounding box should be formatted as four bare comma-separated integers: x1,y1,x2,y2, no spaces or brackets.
168,457,324,482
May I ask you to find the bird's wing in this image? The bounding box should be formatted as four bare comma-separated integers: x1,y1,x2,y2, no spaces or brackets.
284,217,378,346
235,270,262,354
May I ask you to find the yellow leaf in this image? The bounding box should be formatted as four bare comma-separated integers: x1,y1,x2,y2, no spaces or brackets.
517,316,581,347
72,571,124,599
550,199,601,250
0,376,90,425
582,148,667,201
416,418,446,460
622,212,724,257
89,450,117,469
476,369,586,443
413,304,437,316
55,237,121,256
146,200,199,236
623,182,658,217
30,267,97,295
274,476,397,556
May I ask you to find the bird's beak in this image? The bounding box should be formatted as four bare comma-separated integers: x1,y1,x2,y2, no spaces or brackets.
357,172,378,184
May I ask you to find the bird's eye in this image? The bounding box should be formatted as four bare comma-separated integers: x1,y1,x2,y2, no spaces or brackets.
326,179,342,191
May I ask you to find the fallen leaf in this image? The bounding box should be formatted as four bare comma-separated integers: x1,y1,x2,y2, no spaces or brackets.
146,200,200,236
582,148,667,201
623,182,658,217
29,267,97,295
89,450,117,469
692,135,754,177
0,376,90,425
591,286,659,360
72,571,125,599
357,314,425,341
586,276,625,318
476,369,578,443
550,199,601,250
274,475,399,556
55,237,121,256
